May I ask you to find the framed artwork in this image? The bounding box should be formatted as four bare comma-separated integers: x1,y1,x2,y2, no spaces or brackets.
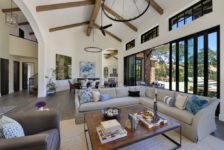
80,61,96,78
56,54,72,80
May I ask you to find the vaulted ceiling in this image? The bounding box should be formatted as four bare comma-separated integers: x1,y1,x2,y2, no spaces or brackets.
1,0,175,42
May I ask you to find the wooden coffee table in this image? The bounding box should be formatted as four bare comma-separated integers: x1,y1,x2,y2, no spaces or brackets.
84,105,181,150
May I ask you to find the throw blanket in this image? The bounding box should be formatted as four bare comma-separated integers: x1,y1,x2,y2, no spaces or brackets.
186,95,209,115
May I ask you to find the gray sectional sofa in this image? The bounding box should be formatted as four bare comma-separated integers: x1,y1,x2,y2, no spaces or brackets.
75,86,219,142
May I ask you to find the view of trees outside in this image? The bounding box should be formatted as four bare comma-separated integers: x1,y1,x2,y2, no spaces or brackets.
208,32,218,97
179,41,185,92
151,44,170,89
172,43,176,90
188,39,194,93
197,36,204,95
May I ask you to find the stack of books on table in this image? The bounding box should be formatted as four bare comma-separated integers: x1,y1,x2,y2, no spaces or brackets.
97,119,127,144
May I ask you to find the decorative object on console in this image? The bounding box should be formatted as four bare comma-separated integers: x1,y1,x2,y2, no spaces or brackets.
45,68,56,95
56,54,72,80
80,61,96,78
103,107,120,120
152,89,160,123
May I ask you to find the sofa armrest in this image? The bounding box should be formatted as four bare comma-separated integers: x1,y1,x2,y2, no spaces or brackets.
192,100,220,141
10,111,60,135
0,134,48,150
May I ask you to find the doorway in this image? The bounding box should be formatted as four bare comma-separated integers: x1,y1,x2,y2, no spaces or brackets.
22,62,35,90
0,58,9,95
14,61,20,92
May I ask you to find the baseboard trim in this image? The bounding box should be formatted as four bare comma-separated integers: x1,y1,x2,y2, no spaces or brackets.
219,113,224,122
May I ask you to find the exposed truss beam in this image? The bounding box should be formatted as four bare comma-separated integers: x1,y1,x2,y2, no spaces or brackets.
2,7,20,13
18,22,29,26
29,32,34,35
49,21,89,32
36,0,95,12
86,0,101,36
103,5,138,32
147,0,164,15
94,24,122,42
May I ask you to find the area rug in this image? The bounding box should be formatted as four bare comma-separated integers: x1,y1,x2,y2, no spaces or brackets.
0,106,16,115
60,119,224,150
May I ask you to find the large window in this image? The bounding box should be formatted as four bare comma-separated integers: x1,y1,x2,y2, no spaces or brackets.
141,26,159,43
124,26,220,98
169,0,213,31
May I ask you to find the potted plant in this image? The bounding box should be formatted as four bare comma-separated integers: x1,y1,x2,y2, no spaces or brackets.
45,68,56,95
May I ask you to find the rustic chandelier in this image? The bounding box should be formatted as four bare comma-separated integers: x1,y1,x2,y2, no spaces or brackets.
101,0,150,22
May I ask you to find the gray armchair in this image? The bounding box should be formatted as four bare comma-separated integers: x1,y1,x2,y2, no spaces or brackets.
0,111,60,150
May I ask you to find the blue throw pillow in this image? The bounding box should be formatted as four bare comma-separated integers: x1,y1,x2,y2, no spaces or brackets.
186,95,209,115
101,94,111,101
78,88,93,104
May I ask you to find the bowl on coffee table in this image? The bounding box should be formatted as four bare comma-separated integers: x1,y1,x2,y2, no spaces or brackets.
103,107,120,120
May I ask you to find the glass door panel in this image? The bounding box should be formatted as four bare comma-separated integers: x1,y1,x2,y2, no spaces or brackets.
187,38,194,93
197,36,204,95
179,41,185,92
208,32,218,97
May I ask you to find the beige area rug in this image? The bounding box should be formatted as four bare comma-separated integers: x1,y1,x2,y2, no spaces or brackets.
60,119,224,150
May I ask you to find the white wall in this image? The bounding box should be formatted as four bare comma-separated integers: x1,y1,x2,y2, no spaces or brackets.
0,11,38,95
119,0,224,121
47,29,122,92
9,35,38,58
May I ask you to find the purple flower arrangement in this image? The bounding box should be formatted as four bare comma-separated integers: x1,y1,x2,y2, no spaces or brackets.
35,101,46,108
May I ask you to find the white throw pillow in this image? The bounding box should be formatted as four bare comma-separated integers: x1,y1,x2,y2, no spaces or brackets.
0,116,25,139
92,91,101,102
175,94,188,110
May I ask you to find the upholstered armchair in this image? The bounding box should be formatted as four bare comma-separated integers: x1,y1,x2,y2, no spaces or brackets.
0,111,60,150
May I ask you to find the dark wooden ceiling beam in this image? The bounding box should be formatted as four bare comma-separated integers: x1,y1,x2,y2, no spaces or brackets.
49,21,89,32
2,7,20,13
36,0,95,12
86,0,101,36
147,0,164,15
29,32,34,35
103,5,138,32
94,24,122,42
18,22,29,26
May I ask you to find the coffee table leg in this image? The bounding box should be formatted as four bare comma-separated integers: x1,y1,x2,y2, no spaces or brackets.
162,126,182,149
84,115,90,150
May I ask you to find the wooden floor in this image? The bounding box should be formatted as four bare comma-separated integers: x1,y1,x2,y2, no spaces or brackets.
0,90,75,121
0,90,224,140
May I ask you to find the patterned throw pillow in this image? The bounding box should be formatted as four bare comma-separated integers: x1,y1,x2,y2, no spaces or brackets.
0,116,25,139
78,88,93,104
163,96,175,107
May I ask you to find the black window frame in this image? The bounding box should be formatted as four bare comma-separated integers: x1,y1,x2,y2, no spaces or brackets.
141,26,159,44
124,25,220,98
126,39,135,51
169,0,213,31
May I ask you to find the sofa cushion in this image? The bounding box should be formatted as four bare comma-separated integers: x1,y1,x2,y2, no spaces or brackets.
175,94,188,110
128,86,136,91
157,89,175,102
0,116,25,139
99,88,116,98
135,86,146,97
40,129,60,150
79,97,139,112
158,102,194,125
145,87,155,99
163,96,175,107
115,87,129,97
139,97,154,109
101,94,111,101
186,95,209,115
128,91,140,97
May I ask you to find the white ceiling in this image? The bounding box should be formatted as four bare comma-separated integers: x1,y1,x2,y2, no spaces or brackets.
1,0,175,40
